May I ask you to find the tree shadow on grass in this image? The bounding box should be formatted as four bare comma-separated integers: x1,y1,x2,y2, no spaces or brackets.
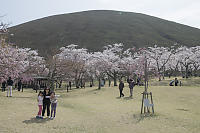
86,88,106,95
176,108,189,112
123,96,133,100
22,117,51,124
14,96,32,99
133,113,158,124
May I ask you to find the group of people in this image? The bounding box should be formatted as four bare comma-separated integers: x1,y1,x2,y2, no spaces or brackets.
118,79,136,98
1,77,23,97
36,88,59,120
169,78,181,86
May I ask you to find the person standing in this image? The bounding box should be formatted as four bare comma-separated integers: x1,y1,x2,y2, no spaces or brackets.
175,78,179,86
36,91,43,119
119,81,124,97
7,77,13,97
1,81,6,92
129,79,135,98
49,92,60,119
17,80,22,91
42,88,51,118
69,81,72,90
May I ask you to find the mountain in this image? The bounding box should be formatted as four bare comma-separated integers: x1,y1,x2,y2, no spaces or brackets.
9,10,200,56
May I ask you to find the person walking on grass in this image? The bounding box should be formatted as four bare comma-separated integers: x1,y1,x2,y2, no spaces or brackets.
129,79,135,98
7,77,13,97
119,80,124,97
36,91,43,119
42,88,51,118
1,81,6,92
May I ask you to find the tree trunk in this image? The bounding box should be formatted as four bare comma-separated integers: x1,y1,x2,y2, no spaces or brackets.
109,79,111,87
98,78,101,90
158,74,161,81
92,78,94,86
162,73,165,80
50,80,55,91
47,78,55,91
56,82,58,88
185,65,189,78
113,72,117,86
75,78,80,88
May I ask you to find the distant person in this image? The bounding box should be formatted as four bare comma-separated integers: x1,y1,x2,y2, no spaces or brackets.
1,81,6,92
69,81,72,90
129,79,135,98
101,79,104,87
103,79,106,85
7,77,13,97
137,77,141,86
36,91,43,119
42,88,51,118
175,78,179,86
119,80,124,97
90,82,93,87
169,80,174,86
21,82,24,92
17,80,22,91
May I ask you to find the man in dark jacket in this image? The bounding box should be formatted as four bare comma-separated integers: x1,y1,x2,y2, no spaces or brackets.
175,78,179,86
69,81,72,90
42,88,51,118
119,81,124,97
17,80,22,91
7,77,13,97
1,81,6,92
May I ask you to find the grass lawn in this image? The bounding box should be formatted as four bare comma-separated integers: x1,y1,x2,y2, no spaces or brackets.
0,80,200,133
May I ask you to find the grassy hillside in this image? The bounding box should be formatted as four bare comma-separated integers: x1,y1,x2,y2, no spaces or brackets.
9,10,200,56
0,79,200,133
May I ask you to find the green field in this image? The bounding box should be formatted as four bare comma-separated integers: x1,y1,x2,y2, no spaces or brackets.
0,79,200,133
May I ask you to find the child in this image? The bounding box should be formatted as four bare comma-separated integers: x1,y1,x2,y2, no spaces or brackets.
49,92,59,119
36,91,43,119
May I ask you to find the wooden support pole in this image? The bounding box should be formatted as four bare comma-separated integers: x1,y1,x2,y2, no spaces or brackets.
141,93,144,114
150,92,154,114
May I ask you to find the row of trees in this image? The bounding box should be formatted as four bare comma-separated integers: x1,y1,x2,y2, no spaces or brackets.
50,43,200,89
1,22,200,89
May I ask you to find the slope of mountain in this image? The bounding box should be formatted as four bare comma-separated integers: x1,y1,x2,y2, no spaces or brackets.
9,10,200,56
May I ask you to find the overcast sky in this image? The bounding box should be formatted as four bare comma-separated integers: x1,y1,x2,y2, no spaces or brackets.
1,0,200,29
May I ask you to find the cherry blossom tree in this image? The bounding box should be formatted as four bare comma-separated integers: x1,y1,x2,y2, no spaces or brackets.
190,46,200,77
175,46,194,78
56,44,90,88
146,45,177,81
102,43,125,86
0,44,47,82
